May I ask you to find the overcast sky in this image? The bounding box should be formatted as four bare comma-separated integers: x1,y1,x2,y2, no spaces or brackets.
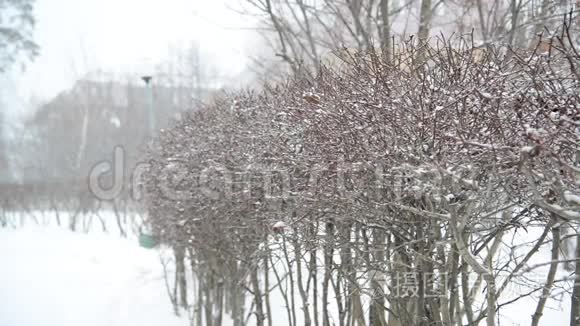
2,0,254,119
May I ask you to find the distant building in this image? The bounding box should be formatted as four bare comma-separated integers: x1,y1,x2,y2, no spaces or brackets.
26,78,213,183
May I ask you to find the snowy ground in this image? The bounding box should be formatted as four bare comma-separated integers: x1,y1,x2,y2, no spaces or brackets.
0,226,187,326
0,223,571,326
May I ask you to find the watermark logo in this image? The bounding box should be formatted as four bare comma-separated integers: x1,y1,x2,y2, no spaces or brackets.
87,146,479,204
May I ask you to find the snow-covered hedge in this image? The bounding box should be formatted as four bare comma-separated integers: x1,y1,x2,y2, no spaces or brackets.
142,27,579,326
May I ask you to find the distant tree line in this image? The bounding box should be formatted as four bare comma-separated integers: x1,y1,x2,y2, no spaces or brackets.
241,0,579,80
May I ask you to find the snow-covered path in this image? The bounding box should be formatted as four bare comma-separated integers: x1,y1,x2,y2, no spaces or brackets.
0,227,186,326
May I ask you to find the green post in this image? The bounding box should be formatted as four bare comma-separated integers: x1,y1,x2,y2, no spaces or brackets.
141,75,154,135
139,233,158,249
139,75,156,249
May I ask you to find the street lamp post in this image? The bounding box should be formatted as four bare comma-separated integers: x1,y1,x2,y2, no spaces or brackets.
141,75,154,135
138,77,157,249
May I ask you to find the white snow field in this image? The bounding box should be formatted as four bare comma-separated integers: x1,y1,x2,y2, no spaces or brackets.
0,223,572,326
0,226,187,326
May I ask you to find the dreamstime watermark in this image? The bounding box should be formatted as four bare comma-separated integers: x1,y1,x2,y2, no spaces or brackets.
88,146,149,201
87,146,478,203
